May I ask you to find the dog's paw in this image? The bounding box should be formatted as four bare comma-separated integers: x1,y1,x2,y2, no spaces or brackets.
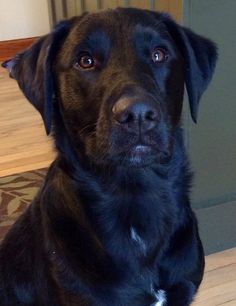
151,289,167,306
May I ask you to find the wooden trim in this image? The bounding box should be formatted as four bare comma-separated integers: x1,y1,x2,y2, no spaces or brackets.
156,0,183,23
0,37,38,61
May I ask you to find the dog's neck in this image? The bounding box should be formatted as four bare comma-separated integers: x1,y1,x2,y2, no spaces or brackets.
52,128,188,238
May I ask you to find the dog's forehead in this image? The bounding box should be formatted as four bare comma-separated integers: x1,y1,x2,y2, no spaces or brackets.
68,9,167,46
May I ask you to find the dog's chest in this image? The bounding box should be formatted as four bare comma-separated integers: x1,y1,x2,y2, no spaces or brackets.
128,228,167,305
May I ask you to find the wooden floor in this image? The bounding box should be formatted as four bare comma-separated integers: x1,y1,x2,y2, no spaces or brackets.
1,66,236,305
193,248,236,305
0,66,55,176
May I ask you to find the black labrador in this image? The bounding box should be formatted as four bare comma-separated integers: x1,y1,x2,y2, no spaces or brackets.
0,8,217,306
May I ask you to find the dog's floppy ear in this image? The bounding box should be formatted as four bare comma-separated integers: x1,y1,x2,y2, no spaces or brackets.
2,20,72,134
164,17,217,123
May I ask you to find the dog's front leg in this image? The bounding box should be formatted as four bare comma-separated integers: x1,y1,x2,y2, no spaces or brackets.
160,280,196,306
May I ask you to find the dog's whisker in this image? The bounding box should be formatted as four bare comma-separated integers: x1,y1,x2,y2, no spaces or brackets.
79,123,97,135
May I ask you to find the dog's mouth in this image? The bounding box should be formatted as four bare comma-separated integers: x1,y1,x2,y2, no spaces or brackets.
129,144,152,164
106,126,171,167
126,144,170,166
131,144,152,153
91,141,170,167
83,123,172,167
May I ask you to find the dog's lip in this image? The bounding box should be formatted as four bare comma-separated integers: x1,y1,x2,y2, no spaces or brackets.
129,144,153,160
131,144,152,153
126,144,154,165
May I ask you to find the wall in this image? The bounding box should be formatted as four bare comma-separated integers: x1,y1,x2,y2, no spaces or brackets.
0,0,50,41
183,0,236,254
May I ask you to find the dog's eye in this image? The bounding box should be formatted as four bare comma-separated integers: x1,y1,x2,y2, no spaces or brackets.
74,53,96,70
151,48,168,63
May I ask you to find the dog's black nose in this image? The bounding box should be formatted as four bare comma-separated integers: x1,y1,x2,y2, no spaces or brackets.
112,98,159,132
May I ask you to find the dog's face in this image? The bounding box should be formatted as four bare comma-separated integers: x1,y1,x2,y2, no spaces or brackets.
55,10,186,167
3,8,217,167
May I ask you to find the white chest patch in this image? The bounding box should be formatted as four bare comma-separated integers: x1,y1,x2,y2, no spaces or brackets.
151,289,167,306
130,228,166,305
130,227,147,253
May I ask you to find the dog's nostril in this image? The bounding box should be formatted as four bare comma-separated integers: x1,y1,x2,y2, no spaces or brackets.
115,111,134,124
145,110,158,121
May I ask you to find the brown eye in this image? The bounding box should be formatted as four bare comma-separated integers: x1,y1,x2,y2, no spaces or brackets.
74,53,95,70
151,48,168,63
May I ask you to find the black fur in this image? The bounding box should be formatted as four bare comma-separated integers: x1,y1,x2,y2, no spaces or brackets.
0,8,217,306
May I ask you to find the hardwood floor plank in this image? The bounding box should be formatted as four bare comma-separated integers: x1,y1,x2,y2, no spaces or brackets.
200,263,236,290
193,280,236,305
219,301,236,305
205,248,236,272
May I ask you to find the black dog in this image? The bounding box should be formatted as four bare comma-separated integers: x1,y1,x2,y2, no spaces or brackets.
0,8,217,306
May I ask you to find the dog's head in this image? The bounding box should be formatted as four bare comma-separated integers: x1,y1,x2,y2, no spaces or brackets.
2,8,217,167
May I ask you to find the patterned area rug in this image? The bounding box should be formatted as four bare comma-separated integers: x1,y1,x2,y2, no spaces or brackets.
0,168,47,241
